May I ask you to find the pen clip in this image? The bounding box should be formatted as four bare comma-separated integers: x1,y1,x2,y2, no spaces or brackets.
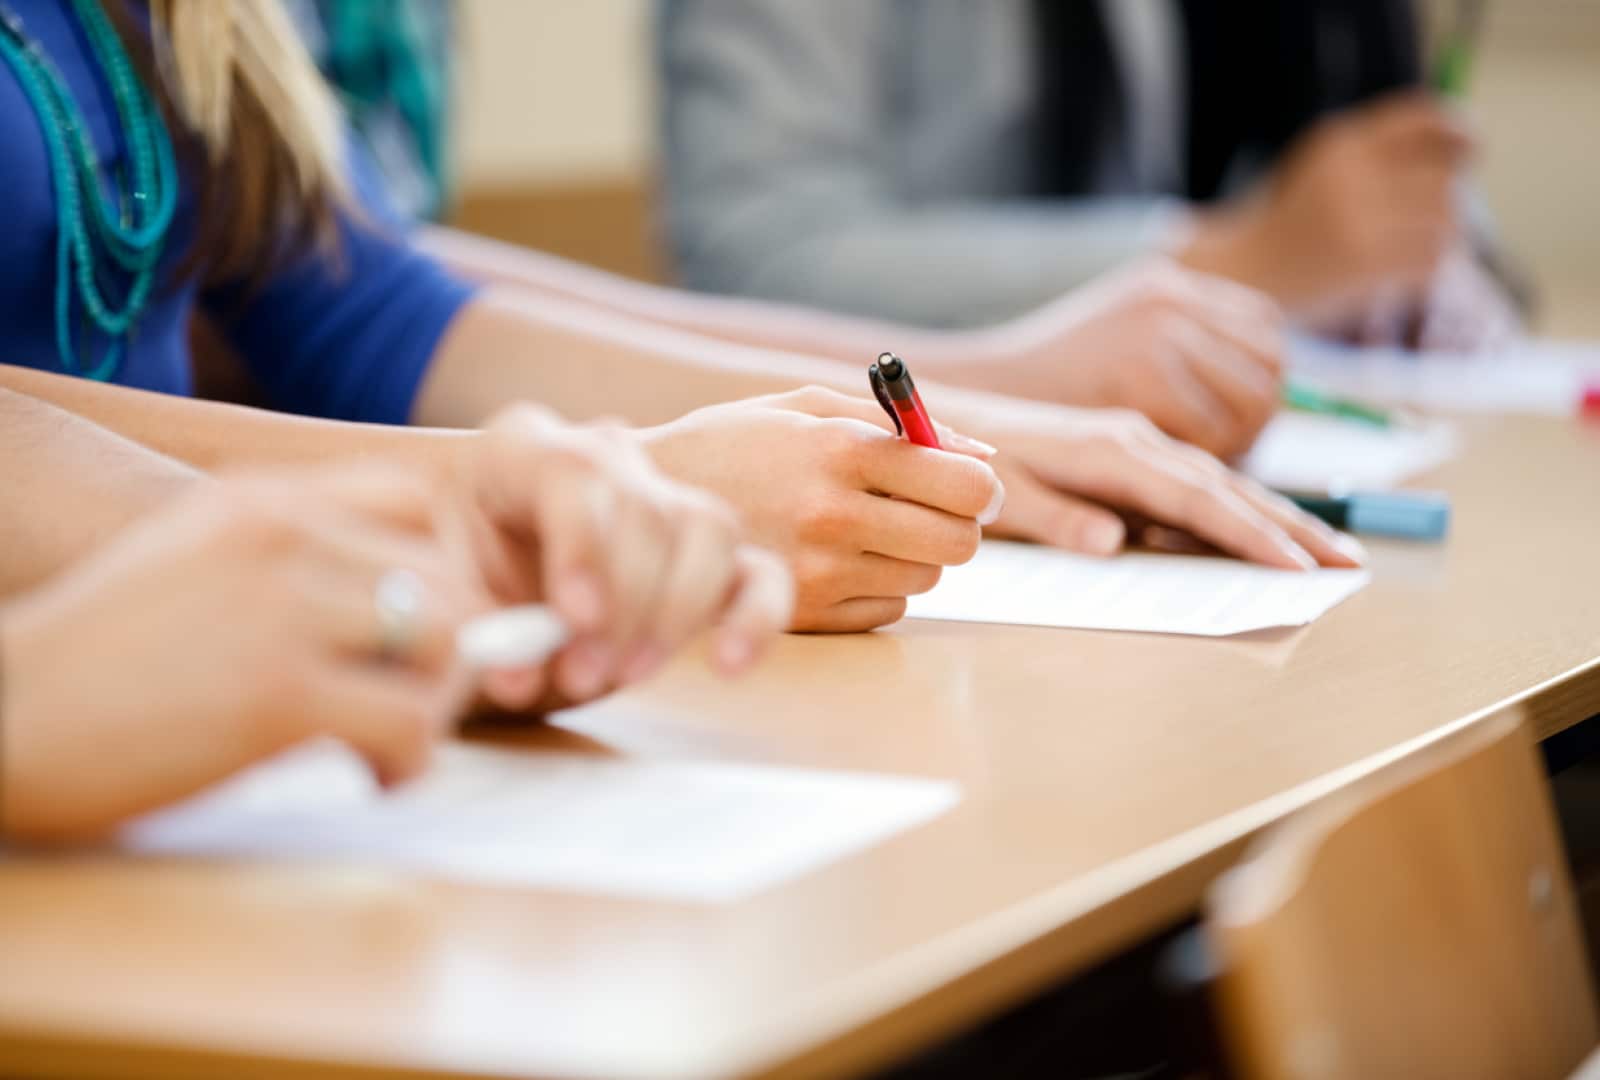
867,363,903,437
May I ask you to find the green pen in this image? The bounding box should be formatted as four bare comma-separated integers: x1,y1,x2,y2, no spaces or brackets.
1282,382,1396,429
1433,0,1486,98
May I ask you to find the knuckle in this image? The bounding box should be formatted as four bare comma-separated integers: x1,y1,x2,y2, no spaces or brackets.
215,490,299,554
1102,409,1161,450
1184,450,1235,489
481,403,563,457
1104,406,1149,429
544,441,606,481
489,400,557,432
795,491,856,544
814,418,876,471
784,384,850,415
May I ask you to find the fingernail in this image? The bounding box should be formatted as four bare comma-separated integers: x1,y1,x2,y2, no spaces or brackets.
715,632,754,673
1282,541,1317,571
1081,517,1126,556
977,480,1007,526
563,639,612,698
1333,532,1369,565
621,644,666,685
946,430,999,459
555,573,605,629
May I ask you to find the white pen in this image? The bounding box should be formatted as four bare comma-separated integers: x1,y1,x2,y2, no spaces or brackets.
456,605,570,669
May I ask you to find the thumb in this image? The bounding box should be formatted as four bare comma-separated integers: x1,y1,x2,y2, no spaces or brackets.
987,467,1127,556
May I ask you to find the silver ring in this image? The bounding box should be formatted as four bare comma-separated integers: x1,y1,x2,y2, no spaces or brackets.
373,568,427,662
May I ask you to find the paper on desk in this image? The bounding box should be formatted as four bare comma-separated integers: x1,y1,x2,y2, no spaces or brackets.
1289,336,1600,416
123,741,960,903
1241,410,1458,491
905,542,1369,637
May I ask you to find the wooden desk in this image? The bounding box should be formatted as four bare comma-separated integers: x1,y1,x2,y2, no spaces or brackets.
4,416,1600,1080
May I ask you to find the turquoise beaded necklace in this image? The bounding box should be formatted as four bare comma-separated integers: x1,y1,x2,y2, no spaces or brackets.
0,0,178,381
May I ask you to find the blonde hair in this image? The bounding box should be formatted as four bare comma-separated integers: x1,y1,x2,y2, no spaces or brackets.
152,0,343,194
111,0,347,283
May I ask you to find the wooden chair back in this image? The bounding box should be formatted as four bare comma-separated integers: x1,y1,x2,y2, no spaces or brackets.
1207,710,1598,1079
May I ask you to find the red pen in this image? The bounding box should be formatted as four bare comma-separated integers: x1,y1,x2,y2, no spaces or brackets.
868,352,942,449
1582,379,1600,420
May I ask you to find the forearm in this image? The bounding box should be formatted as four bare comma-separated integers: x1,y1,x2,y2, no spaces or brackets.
411,286,1109,437
673,197,1185,330
412,288,894,428
417,226,964,366
0,388,198,595
0,365,473,476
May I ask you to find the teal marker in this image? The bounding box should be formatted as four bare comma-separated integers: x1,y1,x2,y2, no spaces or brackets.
1282,382,1397,429
1280,490,1451,542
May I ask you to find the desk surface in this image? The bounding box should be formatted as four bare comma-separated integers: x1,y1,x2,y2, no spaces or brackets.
4,415,1600,1080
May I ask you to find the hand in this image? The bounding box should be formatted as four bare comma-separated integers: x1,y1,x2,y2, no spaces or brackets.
451,404,793,709
1307,244,1523,355
1410,246,1522,354
1179,92,1472,321
639,388,1005,632
973,259,1286,460
926,392,1368,570
1,468,491,843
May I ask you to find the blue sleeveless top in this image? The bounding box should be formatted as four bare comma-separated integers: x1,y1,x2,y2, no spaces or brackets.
0,0,475,423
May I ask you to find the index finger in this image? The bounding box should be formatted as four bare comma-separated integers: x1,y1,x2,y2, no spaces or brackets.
1163,443,1367,568
1223,474,1369,569
1066,439,1315,570
855,438,1005,523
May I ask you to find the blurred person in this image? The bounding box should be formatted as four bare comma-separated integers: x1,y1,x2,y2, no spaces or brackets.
287,0,1291,459
284,0,452,221
0,391,793,842
0,0,1358,654
658,0,1524,351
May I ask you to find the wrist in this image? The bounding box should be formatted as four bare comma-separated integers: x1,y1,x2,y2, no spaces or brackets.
630,419,688,479
1174,206,1279,299
0,597,60,841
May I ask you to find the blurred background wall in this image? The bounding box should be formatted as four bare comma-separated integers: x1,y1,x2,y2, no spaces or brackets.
448,0,1600,336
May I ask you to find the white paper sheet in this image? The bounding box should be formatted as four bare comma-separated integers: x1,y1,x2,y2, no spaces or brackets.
905,542,1370,637
1289,337,1600,416
1241,410,1459,491
123,742,960,903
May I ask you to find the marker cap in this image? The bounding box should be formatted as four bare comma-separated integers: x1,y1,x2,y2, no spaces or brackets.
1346,492,1451,541
1581,381,1600,418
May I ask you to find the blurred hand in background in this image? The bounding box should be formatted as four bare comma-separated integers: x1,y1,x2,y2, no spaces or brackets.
1179,93,1478,331
959,259,1286,461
